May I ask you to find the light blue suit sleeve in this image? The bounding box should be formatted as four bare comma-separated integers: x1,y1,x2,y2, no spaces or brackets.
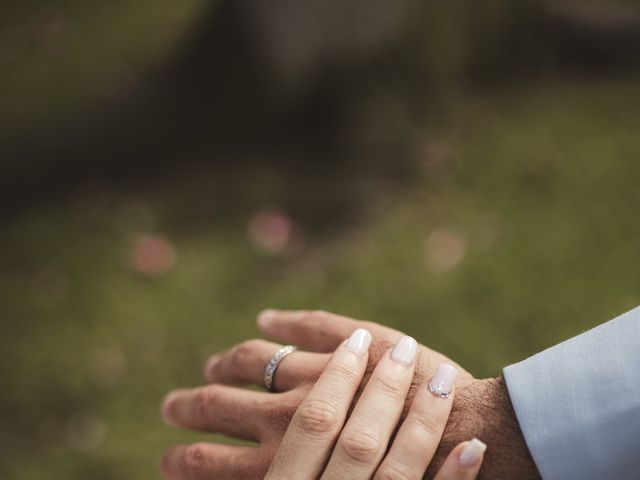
503,306,640,480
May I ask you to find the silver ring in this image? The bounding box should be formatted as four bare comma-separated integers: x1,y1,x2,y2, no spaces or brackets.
264,345,297,392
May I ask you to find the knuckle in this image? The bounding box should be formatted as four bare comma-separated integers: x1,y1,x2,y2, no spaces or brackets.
193,388,217,423
296,398,340,435
371,375,405,402
327,362,360,385
230,340,260,369
182,444,208,479
375,462,418,480
411,411,443,438
340,427,381,464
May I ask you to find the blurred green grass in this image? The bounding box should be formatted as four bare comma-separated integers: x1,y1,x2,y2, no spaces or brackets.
2,72,640,478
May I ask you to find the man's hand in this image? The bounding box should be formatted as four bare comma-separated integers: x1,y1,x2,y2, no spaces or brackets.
160,310,539,479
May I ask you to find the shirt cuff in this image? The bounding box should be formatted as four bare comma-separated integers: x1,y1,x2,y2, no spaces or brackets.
503,306,640,480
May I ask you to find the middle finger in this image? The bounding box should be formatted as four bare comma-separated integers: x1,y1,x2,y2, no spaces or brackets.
321,335,418,479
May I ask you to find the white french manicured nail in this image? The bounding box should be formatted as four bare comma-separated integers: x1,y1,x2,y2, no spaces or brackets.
428,363,458,398
459,438,487,468
390,336,417,365
345,328,372,355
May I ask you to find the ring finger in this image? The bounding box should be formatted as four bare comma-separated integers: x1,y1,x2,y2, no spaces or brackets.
374,363,458,479
204,339,327,392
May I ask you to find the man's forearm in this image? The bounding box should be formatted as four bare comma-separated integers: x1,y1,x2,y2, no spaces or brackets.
426,377,540,479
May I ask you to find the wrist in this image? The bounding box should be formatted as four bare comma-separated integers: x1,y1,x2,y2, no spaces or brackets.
426,377,540,479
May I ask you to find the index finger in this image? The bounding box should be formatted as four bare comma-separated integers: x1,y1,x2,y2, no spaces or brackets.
265,328,372,479
257,309,401,352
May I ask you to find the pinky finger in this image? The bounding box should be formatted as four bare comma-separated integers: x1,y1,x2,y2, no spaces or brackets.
433,439,486,480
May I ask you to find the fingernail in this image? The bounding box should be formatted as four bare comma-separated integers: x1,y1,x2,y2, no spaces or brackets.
345,328,372,355
390,336,417,365
258,309,276,328
459,438,487,468
428,363,458,398
160,392,179,427
204,354,221,379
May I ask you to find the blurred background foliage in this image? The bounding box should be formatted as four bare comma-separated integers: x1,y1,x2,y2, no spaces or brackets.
1,0,640,478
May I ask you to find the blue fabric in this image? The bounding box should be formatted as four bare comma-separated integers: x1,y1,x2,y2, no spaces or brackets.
503,306,640,480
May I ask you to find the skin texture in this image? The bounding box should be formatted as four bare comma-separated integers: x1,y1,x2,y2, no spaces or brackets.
266,330,483,479
161,310,540,479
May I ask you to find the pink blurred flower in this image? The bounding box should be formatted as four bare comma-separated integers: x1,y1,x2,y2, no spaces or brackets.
247,209,294,255
424,228,467,273
130,234,177,275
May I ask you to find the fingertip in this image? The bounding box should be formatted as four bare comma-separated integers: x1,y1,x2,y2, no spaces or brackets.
390,335,418,365
203,354,221,381
344,327,372,356
434,439,486,479
160,391,180,427
160,444,186,477
427,362,458,399
458,438,486,468
257,309,277,330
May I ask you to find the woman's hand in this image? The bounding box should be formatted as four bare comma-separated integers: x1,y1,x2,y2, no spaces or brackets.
265,328,485,479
